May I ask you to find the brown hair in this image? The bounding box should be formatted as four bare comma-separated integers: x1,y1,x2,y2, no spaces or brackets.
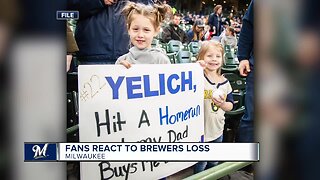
122,2,171,30
174,13,182,18
227,26,235,36
191,20,205,41
213,5,222,14
197,41,224,75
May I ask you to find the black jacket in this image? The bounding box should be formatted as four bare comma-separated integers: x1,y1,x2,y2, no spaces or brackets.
161,23,189,44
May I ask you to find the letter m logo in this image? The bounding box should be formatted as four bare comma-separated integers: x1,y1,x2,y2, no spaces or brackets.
32,143,49,159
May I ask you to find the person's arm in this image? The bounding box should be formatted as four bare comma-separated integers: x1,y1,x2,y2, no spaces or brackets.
219,101,233,111
68,0,106,20
237,1,254,76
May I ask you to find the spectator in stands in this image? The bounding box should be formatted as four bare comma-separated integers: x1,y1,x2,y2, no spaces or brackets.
236,0,254,143
208,5,223,36
184,12,194,25
116,2,171,68
187,19,205,42
161,13,189,44
204,25,215,40
221,26,237,48
225,12,234,26
195,41,233,174
67,0,153,65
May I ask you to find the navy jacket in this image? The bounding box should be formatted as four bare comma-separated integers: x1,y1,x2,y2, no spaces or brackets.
237,0,254,68
68,0,152,63
208,13,222,36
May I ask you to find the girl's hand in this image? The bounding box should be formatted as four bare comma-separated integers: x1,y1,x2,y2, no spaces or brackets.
212,94,225,107
197,60,207,69
120,59,132,69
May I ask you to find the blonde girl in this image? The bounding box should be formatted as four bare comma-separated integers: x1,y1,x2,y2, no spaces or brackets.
116,2,172,68
195,41,234,173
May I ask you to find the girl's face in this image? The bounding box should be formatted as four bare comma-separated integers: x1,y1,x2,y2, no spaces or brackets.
203,47,223,72
128,14,158,49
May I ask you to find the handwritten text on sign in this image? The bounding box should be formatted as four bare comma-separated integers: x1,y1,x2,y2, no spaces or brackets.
78,64,204,180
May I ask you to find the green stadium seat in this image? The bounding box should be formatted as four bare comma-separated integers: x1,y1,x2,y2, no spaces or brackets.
166,40,183,53
151,38,160,48
175,50,192,63
67,91,79,142
188,42,200,56
223,92,245,142
223,73,246,93
221,65,238,74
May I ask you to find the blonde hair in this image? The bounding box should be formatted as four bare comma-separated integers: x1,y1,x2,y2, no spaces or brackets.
122,2,171,30
197,41,224,75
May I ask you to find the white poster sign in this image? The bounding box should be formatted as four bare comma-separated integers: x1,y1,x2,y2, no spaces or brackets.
78,64,204,180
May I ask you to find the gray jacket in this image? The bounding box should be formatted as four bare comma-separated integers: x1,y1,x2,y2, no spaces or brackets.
115,46,171,64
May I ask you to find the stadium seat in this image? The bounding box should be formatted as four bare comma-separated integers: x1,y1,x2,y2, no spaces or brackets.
175,50,192,63
67,72,78,92
223,92,245,142
67,91,79,142
223,72,246,93
221,65,238,74
188,42,200,56
185,25,192,32
159,42,167,50
151,38,160,48
166,40,183,54
224,45,237,65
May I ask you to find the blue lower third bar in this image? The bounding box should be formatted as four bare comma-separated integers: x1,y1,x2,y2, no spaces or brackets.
24,143,57,161
56,11,79,20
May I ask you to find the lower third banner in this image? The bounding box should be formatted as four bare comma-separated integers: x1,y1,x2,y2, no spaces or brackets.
25,142,259,162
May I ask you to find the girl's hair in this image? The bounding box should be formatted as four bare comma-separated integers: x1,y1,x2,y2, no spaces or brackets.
227,26,235,36
213,5,222,14
122,2,171,30
197,41,224,75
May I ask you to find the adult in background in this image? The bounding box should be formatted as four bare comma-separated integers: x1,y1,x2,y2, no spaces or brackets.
184,12,194,25
187,19,205,42
225,12,234,27
208,4,223,36
67,0,153,65
236,0,254,143
161,13,189,44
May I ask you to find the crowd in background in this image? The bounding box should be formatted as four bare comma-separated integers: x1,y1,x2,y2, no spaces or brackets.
67,1,245,70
